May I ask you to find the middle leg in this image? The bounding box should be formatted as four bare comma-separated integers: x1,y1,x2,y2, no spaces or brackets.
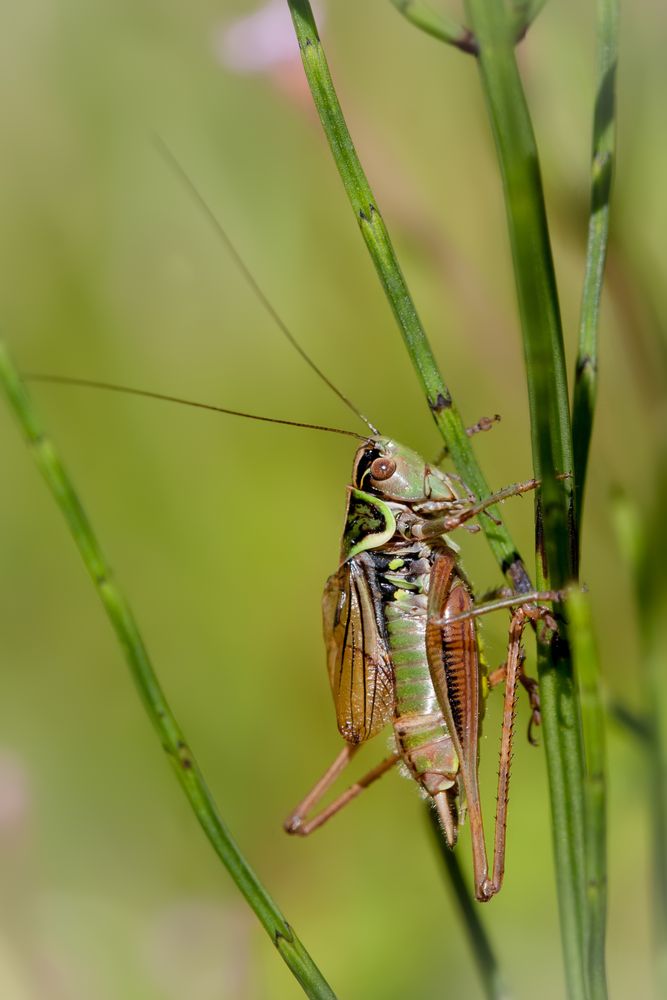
411,477,542,540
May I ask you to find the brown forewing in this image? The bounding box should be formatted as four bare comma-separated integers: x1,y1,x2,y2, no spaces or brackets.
322,553,394,744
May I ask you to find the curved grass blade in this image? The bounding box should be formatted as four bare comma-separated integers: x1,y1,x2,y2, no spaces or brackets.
392,0,549,49
286,0,532,596
462,3,596,997
389,0,477,54
572,0,619,537
0,339,336,1000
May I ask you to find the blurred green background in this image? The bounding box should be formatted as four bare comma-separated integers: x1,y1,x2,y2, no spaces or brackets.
1,1,665,997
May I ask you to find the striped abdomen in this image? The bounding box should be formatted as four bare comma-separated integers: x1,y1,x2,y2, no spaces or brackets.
384,585,459,798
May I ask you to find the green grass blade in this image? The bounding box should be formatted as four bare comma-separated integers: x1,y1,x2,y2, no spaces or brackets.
567,589,608,1000
426,810,511,1000
286,0,532,595
613,486,667,996
392,0,548,49
390,0,477,53
0,339,337,1000
462,1,573,577
572,0,619,533
462,4,594,997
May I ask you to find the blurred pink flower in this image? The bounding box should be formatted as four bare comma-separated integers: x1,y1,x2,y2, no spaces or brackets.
215,0,326,75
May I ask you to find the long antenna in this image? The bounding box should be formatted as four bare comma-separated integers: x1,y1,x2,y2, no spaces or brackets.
23,374,367,440
154,136,380,437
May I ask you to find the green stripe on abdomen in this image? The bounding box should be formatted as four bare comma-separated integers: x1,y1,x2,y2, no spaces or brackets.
386,596,458,795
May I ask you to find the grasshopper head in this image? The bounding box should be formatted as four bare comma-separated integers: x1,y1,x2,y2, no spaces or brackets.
353,437,457,503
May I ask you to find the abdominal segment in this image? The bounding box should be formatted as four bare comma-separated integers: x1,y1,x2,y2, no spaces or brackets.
379,547,460,799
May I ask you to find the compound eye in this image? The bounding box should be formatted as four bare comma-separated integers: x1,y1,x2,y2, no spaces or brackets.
369,457,397,481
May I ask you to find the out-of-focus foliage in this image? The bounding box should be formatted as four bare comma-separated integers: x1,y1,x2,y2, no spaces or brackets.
0,1,664,997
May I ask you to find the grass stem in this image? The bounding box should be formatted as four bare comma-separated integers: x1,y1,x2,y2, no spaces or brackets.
286,0,532,595
572,0,619,536
0,338,337,1000
567,589,608,1000
462,3,602,996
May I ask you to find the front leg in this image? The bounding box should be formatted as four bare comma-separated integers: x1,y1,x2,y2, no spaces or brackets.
408,477,541,540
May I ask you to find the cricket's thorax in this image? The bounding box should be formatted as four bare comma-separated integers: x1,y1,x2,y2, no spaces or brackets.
326,445,474,804
368,542,460,797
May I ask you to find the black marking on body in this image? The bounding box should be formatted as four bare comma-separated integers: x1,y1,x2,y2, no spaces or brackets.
340,578,353,681
369,547,431,606
344,491,390,553
353,446,383,489
359,554,393,635
354,572,368,725
443,632,465,744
